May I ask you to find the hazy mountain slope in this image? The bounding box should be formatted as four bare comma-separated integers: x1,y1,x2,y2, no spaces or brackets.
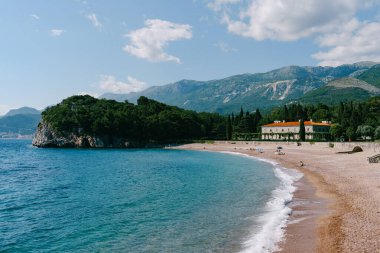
101,62,379,113
357,64,380,88
5,106,40,117
0,114,41,137
0,107,41,137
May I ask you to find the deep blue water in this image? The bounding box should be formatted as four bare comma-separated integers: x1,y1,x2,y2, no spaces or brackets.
0,139,280,252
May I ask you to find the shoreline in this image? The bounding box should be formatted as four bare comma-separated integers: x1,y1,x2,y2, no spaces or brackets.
171,141,380,253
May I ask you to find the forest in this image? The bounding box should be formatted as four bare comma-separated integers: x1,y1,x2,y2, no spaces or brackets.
42,95,226,143
42,95,380,143
227,96,380,141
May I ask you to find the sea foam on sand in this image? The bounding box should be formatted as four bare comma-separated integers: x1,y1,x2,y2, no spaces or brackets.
241,158,302,253
219,152,303,253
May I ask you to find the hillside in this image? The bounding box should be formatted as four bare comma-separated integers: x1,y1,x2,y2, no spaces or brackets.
357,64,380,88
101,62,379,113
5,106,40,117
298,77,380,105
0,114,41,138
0,106,41,138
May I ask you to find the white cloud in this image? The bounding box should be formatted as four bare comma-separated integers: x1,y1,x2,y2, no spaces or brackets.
216,0,360,41
99,75,148,94
86,13,102,30
209,0,380,65
50,29,65,37
313,20,380,66
30,14,39,20
214,41,237,53
123,19,192,63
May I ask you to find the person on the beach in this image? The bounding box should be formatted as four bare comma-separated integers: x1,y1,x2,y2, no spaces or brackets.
299,161,304,167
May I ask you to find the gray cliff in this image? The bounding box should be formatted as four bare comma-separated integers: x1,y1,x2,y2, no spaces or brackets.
32,121,139,148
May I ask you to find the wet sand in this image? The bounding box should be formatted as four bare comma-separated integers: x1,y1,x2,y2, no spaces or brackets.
171,141,380,253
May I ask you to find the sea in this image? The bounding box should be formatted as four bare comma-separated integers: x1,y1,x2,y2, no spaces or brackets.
0,139,301,253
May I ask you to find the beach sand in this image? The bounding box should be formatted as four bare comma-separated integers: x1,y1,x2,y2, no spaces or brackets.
171,141,380,253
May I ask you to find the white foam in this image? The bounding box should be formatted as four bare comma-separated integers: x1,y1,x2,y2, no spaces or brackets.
240,160,302,253
212,151,303,253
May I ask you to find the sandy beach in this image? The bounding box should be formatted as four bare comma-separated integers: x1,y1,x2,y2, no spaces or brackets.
172,141,380,253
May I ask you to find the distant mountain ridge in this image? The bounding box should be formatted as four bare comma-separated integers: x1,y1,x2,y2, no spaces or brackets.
5,106,40,117
0,107,41,138
101,62,380,113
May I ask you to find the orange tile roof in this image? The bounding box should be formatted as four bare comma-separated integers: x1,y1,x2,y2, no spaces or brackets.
262,121,331,127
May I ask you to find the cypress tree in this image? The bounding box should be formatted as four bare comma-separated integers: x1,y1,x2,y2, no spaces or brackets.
240,106,244,118
299,119,306,141
226,115,232,140
337,102,344,124
253,109,262,133
283,105,289,121
349,108,360,129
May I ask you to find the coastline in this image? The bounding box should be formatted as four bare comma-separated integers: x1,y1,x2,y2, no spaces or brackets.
170,141,380,253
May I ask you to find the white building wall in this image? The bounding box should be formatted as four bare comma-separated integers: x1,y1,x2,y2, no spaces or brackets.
261,125,315,140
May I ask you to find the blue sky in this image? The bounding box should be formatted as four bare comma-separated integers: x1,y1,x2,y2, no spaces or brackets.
1,0,380,115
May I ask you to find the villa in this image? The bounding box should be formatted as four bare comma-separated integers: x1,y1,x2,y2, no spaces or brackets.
261,120,332,140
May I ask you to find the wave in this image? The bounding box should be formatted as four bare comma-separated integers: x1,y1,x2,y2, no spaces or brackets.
241,162,302,253
216,151,303,253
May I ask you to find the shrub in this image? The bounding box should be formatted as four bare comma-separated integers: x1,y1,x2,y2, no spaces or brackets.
352,146,363,153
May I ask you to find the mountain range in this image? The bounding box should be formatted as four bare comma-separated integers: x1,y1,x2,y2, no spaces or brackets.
101,62,380,114
0,107,41,138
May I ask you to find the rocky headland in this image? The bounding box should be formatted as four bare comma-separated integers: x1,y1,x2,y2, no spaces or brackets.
32,121,141,148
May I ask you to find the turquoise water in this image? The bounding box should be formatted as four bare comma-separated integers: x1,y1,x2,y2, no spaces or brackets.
0,139,285,252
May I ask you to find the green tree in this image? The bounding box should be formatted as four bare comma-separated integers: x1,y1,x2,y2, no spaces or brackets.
350,104,362,128
299,120,306,141
330,124,344,141
337,102,344,124
346,127,356,141
312,109,329,122
341,102,352,128
253,109,262,133
283,105,289,121
239,106,244,118
375,126,380,140
226,115,232,140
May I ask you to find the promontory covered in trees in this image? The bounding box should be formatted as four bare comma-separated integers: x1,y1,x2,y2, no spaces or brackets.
32,95,226,148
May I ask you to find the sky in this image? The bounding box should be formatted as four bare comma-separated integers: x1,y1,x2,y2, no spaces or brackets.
1,0,380,115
